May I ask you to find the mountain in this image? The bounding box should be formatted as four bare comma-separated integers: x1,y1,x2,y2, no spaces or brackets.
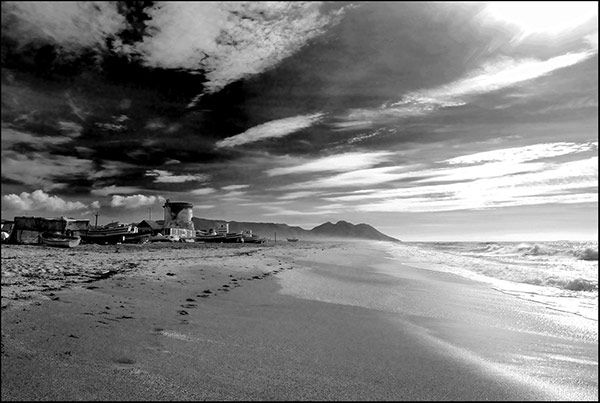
310,220,400,242
191,217,400,242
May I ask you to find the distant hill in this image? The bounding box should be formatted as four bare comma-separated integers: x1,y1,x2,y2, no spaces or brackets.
192,217,400,243
310,220,400,243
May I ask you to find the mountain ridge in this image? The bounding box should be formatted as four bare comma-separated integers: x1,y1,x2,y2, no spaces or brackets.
191,217,400,243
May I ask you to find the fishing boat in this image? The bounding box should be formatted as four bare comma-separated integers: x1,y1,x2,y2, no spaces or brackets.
287,238,299,242
195,231,244,243
241,230,265,244
84,223,138,245
122,233,150,244
41,232,81,248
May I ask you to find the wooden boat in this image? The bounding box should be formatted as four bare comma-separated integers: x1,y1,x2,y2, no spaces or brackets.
196,232,244,243
41,232,81,248
122,233,150,244
287,238,299,242
85,224,137,245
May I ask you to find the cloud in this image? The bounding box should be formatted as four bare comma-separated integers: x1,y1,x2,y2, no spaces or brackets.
193,205,214,210
279,165,422,190
89,160,137,180
145,169,210,183
1,126,74,149
322,145,598,213
90,201,100,209
1,150,94,190
221,184,249,191
135,2,343,94
337,45,598,129
2,189,89,212
444,142,597,165
57,121,83,138
190,187,216,196
2,2,126,53
216,113,324,148
277,191,322,200
266,151,394,176
90,185,142,196
110,194,163,209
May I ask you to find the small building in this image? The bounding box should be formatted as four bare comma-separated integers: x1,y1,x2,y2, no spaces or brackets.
216,222,229,236
137,219,163,235
9,216,90,244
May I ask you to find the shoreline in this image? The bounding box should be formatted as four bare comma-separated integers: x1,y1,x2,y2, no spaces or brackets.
2,240,598,400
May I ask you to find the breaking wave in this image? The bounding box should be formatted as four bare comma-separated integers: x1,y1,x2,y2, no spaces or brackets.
389,240,598,319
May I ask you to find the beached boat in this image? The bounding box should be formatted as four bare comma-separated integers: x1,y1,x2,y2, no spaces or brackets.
287,238,299,242
122,233,150,244
195,232,244,243
41,232,81,248
84,224,138,245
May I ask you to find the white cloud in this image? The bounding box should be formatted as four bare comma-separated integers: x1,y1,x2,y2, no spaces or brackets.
57,121,83,137
193,205,214,210
90,185,142,196
1,150,94,190
216,113,324,148
145,169,210,183
190,187,216,195
2,2,126,53
337,45,598,128
326,155,598,213
90,201,100,209
444,142,597,165
2,190,89,212
221,184,249,191
277,191,322,200
135,2,343,94
89,161,136,180
2,125,74,148
266,151,394,176
279,165,422,190
110,194,163,209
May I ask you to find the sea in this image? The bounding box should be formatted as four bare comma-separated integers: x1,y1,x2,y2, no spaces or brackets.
386,241,598,320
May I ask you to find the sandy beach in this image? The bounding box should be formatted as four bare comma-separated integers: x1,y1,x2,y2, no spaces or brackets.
1,240,597,400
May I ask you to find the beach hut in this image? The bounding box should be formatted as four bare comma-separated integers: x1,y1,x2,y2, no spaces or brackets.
9,216,90,244
137,219,163,235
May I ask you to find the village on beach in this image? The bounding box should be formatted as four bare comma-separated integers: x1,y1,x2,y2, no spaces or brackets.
0,199,269,248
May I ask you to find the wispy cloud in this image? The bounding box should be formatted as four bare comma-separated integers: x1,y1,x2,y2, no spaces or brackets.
444,142,597,165
110,194,164,209
190,187,216,196
3,189,90,212
216,113,324,148
221,184,250,191
322,142,598,212
336,45,598,129
277,191,322,200
90,185,143,196
279,165,421,190
2,2,126,53
145,169,209,183
136,2,343,95
2,126,74,149
1,150,93,191
266,151,393,176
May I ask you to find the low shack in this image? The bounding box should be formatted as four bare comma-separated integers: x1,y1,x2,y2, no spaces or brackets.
9,216,90,244
137,219,163,235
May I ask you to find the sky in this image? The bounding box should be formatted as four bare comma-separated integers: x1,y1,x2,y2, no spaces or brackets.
1,1,598,241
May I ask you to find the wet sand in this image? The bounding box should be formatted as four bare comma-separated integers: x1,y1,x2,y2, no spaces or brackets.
1,241,597,400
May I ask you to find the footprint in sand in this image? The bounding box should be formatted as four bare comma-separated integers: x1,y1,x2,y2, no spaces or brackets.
185,298,196,302
178,310,189,315
181,303,196,309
